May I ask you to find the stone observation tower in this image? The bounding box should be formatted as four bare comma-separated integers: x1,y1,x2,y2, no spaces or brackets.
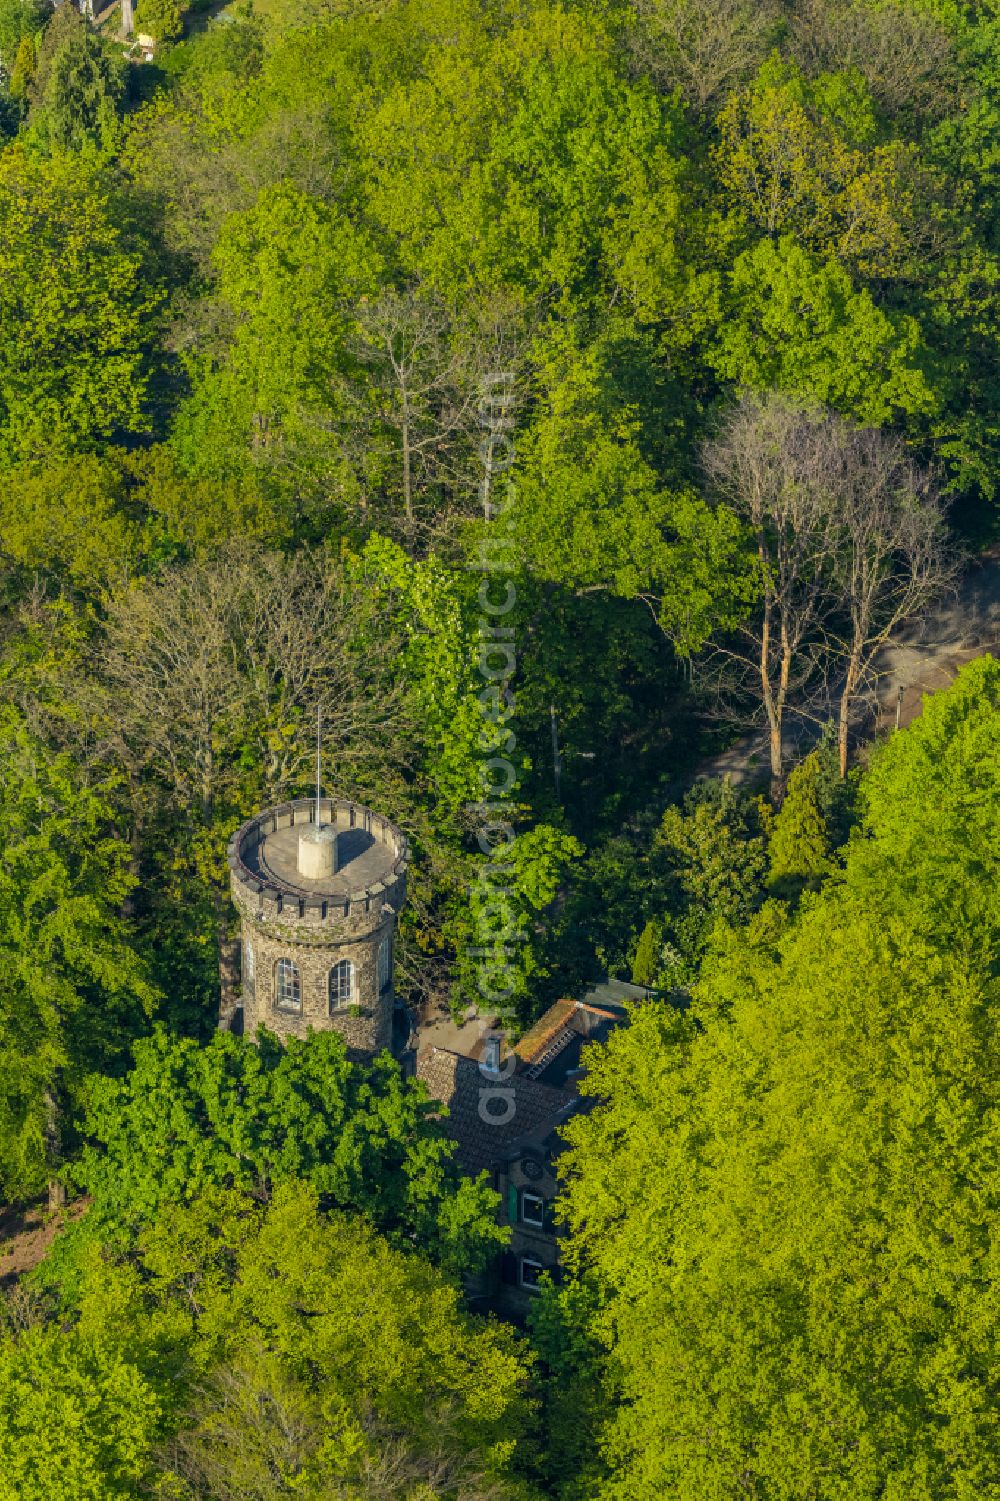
227,796,408,1056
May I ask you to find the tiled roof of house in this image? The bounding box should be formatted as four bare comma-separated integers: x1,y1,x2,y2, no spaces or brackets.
416,1047,576,1178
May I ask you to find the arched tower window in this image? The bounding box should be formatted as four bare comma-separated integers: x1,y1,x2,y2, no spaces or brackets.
377,936,391,993
274,958,301,1012
329,959,355,1011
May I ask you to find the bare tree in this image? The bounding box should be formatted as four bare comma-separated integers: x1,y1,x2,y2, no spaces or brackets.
226,549,411,804
789,0,958,122
825,429,958,775
92,545,410,997
99,557,242,828
624,0,782,112
164,1353,517,1501
0,1279,49,1338
98,545,407,821
703,394,958,791
465,291,534,528
347,286,536,547
352,287,480,541
702,394,844,796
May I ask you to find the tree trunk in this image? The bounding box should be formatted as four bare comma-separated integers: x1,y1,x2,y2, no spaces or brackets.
219,930,240,1026
772,634,793,800
44,1086,65,1214
760,603,784,800
838,650,863,778
768,720,785,803
482,438,492,521
401,397,413,536
198,758,232,1017
838,693,851,779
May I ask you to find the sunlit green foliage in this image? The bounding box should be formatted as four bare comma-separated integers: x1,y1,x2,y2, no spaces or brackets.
67,1025,506,1275
0,148,155,463
549,660,1000,1500
0,718,156,1202
0,0,999,1493
0,1324,160,1501
767,748,831,899
27,5,123,153
5,1182,537,1499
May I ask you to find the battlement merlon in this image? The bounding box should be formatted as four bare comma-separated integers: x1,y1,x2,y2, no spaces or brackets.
228,797,408,938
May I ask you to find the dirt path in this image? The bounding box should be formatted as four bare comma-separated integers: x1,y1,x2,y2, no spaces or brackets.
694,548,1000,788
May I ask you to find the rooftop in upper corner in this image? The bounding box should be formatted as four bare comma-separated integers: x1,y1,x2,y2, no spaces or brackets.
578,977,652,1010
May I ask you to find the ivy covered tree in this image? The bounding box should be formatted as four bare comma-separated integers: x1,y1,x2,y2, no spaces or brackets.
766,749,831,900
0,0,47,74
27,4,123,153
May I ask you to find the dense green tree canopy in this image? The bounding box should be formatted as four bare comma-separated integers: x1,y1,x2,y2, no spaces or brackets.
1,0,1000,1493
552,659,1000,1499
3,1182,537,1499
0,1324,160,1501
27,4,123,153
0,0,47,75
69,1025,507,1275
0,718,155,1203
0,148,154,463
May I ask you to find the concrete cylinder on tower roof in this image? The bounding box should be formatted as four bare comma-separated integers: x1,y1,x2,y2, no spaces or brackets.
298,823,337,879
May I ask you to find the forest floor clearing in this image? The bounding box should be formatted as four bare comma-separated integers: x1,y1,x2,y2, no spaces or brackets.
0,1199,88,1288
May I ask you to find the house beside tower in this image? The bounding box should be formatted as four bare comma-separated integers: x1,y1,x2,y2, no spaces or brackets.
226,796,408,1056
417,982,643,1319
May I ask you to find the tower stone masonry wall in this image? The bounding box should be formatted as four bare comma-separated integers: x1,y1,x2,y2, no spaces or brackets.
242,920,394,1053
229,797,408,1059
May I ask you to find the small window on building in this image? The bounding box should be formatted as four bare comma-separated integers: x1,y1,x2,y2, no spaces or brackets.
519,1255,545,1292
244,940,255,983
520,1191,545,1229
329,958,355,1011
377,936,391,993
274,958,301,1012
